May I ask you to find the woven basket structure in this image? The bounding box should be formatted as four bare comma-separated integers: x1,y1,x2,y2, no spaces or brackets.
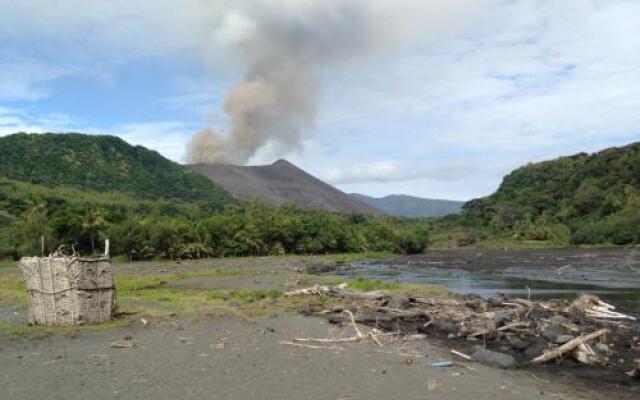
18,256,117,325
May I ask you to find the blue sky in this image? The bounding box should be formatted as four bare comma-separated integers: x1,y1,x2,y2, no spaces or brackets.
1,0,639,201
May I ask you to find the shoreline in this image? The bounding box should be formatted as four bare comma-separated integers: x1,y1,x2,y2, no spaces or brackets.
1,252,639,399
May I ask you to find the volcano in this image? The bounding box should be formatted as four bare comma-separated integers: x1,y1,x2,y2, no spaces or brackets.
186,159,381,214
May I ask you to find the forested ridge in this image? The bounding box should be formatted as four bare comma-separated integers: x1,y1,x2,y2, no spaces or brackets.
0,133,231,205
462,141,640,245
0,133,429,260
2,132,636,260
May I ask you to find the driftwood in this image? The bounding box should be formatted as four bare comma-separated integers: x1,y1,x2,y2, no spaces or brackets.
288,282,638,376
530,329,608,364
285,284,386,301
569,295,636,321
290,310,384,347
451,349,472,360
626,359,640,379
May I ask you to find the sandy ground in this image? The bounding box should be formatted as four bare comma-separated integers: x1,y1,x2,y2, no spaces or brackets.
1,313,594,400
1,252,638,400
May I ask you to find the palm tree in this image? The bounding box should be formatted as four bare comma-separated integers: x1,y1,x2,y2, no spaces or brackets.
82,209,108,254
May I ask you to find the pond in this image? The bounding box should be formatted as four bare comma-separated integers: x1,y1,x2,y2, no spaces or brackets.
332,260,640,318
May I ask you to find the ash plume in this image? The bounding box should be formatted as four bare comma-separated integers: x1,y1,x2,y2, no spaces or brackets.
186,0,488,165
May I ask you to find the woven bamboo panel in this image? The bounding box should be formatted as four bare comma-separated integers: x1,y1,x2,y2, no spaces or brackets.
18,256,116,325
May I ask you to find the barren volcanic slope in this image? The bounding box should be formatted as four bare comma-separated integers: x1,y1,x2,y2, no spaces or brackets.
187,159,382,214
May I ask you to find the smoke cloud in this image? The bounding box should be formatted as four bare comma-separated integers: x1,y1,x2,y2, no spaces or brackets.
186,0,489,165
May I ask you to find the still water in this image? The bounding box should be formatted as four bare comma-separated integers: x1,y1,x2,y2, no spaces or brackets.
332,261,640,318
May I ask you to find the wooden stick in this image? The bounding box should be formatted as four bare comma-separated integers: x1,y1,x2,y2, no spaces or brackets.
344,310,363,338
280,341,344,351
626,359,640,378
531,329,608,364
451,349,472,360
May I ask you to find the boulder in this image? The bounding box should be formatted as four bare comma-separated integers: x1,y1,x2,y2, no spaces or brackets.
471,346,516,368
554,335,575,345
524,342,548,359
549,315,568,326
542,325,564,342
528,307,553,320
506,335,529,350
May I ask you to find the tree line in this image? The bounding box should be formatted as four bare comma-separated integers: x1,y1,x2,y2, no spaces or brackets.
0,178,429,260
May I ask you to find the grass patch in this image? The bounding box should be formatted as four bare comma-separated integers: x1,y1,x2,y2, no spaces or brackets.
348,277,402,291
0,322,55,340
115,268,256,291
0,273,26,303
115,269,287,317
0,317,136,340
0,259,14,268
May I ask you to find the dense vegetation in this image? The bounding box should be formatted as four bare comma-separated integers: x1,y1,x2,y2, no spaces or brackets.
461,142,640,246
0,176,430,260
0,133,231,206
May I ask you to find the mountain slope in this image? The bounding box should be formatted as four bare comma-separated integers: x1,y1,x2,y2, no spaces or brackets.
0,133,231,206
187,159,381,214
352,193,463,218
463,141,640,244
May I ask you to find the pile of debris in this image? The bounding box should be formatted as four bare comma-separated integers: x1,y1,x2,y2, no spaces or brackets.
285,284,640,377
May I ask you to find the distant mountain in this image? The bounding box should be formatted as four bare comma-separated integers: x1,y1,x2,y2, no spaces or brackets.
352,193,464,218
0,133,231,206
187,159,381,214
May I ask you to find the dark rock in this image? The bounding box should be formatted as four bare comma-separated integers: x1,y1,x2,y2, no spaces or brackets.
506,335,529,350
524,342,548,359
485,320,498,331
528,307,553,320
423,320,457,333
595,343,610,353
554,335,575,345
487,298,501,306
387,294,411,309
542,325,564,342
549,315,568,326
465,298,485,311
470,346,516,368
492,311,508,326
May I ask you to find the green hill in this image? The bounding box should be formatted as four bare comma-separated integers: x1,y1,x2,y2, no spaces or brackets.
0,132,231,206
462,141,640,245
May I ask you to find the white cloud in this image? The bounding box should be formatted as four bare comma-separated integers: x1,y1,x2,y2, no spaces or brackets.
304,0,640,198
110,121,194,163
0,107,81,135
0,58,75,100
324,161,477,185
1,1,639,200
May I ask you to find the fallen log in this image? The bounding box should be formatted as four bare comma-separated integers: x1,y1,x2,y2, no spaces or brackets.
531,329,608,364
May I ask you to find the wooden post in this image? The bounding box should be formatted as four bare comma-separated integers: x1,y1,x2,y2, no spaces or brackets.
104,239,110,258
41,236,45,257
